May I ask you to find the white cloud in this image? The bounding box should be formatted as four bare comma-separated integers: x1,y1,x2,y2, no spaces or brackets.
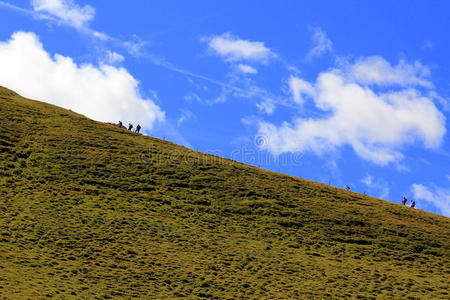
346,56,432,88
236,64,258,74
205,33,275,63
306,27,333,60
257,57,446,165
0,32,164,129
31,0,95,29
411,184,450,216
361,174,390,199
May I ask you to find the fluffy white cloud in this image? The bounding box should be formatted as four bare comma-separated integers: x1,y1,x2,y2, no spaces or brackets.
236,64,257,74
258,57,446,164
346,56,432,88
205,33,275,63
31,0,95,29
0,32,164,129
306,27,333,60
412,184,450,216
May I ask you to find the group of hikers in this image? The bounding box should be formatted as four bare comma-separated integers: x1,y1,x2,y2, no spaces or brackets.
345,185,417,209
402,196,416,208
113,123,419,210
118,121,141,133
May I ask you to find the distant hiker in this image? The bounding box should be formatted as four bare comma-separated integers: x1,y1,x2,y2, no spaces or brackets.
118,121,123,128
411,200,416,208
346,185,351,191
128,123,133,131
135,124,141,133
402,197,408,205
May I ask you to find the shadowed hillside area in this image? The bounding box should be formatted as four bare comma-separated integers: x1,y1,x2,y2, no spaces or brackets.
0,86,449,299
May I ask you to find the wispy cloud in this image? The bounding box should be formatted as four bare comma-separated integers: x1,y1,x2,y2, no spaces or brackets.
345,56,433,88
103,51,124,64
205,71,288,113
306,27,333,60
0,0,109,39
256,98,276,115
144,54,247,93
31,0,95,29
0,0,36,14
184,93,203,104
177,109,195,126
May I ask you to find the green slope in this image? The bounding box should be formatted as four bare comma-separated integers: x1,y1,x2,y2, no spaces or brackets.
0,86,449,299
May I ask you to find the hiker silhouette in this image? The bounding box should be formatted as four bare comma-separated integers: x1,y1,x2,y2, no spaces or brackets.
402,197,407,205
135,124,141,133
411,200,416,208
128,123,133,131
346,185,351,191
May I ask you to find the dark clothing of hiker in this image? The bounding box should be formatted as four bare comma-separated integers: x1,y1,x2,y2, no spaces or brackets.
402,197,407,205
128,124,133,131
118,121,123,128
135,124,141,133
411,200,416,208
346,185,351,191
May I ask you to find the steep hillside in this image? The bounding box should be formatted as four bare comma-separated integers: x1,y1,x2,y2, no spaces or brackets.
0,86,449,299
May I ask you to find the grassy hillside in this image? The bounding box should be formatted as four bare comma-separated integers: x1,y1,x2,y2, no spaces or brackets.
0,86,449,299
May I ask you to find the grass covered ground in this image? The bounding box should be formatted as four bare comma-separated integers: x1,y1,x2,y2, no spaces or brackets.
0,86,449,299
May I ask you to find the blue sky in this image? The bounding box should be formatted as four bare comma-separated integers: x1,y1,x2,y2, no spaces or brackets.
1,0,449,216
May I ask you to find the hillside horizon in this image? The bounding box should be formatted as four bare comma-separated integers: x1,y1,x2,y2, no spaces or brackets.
0,86,449,299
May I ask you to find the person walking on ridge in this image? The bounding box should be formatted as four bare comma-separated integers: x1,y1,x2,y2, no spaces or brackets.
128,123,133,131
411,200,416,208
135,124,141,133
402,196,407,205
346,185,351,191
